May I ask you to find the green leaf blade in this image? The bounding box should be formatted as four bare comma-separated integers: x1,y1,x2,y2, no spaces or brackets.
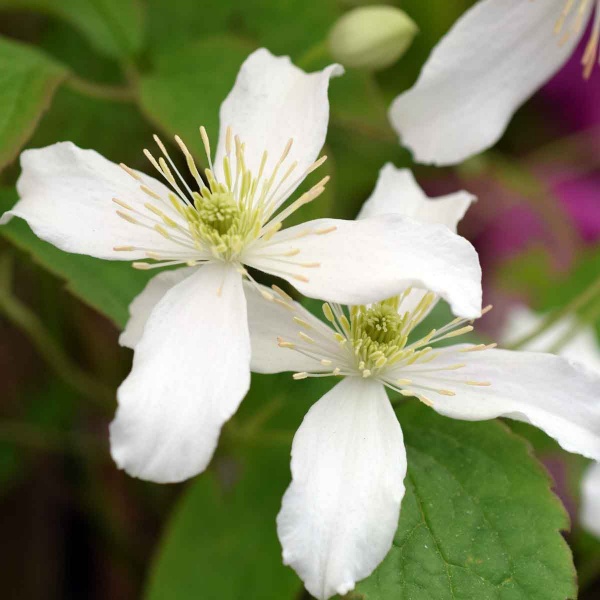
0,36,67,169
352,403,576,600
145,449,302,600
0,0,144,59
0,188,152,328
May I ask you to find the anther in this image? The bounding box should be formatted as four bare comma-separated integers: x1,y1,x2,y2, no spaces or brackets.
293,372,309,380
140,185,162,200
116,210,139,224
316,226,337,235
293,317,313,330
119,163,141,180
272,285,293,302
112,198,133,210
298,332,315,344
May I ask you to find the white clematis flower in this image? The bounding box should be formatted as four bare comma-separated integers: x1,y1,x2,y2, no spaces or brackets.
582,462,600,538
502,305,600,539
1,49,483,484
389,0,600,166
245,168,600,600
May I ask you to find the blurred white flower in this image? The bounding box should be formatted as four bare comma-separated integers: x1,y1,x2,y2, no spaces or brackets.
245,167,600,600
582,462,600,538
389,0,600,165
1,49,483,483
502,305,600,539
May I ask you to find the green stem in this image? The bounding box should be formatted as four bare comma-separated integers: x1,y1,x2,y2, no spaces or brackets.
0,420,105,458
66,74,136,103
507,275,600,350
297,39,330,69
331,113,396,143
0,256,115,409
475,154,581,258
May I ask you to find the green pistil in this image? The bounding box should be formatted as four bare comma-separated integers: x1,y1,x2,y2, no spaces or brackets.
349,302,409,372
185,189,261,260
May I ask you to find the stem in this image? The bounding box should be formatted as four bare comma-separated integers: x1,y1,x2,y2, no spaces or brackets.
0,255,115,409
297,39,330,69
331,113,397,143
66,74,136,103
484,154,581,259
507,275,600,350
0,421,105,458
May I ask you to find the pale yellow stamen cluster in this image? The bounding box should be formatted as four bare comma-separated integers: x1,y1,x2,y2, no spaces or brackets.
275,286,495,407
555,0,600,79
112,126,330,280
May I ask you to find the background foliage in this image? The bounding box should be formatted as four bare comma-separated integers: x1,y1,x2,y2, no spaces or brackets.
0,0,599,598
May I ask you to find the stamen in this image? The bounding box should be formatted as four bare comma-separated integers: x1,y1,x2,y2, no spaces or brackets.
119,163,141,181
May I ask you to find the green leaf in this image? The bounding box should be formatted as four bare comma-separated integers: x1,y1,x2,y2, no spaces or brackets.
351,402,576,600
0,0,144,59
236,0,338,60
145,450,301,600
139,36,253,161
145,371,338,600
146,0,234,55
145,0,338,61
0,36,67,169
0,188,153,328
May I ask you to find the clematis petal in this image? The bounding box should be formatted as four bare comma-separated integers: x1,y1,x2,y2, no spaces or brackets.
357,163,476,323
389,0,592,166
244,282,340,374
581,462,600,539
110,263,250,483
214,48,343,209
357,163,475,232
398,346,600,461
119,267,197,349
501,305,600,373
1,142,188,260
245,215,482,318
277,377,406,600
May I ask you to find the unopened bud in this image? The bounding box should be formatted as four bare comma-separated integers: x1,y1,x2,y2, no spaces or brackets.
328,6,418,71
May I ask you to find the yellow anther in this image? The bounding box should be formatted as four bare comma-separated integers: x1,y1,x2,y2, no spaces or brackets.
116,210,138,224
119,163,141,180
298,332,315,344
293,317,313,330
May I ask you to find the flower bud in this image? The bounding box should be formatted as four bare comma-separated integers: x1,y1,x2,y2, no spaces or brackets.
328,6,418,71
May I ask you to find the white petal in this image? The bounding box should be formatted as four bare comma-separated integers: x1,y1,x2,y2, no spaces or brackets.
389,0,591,165
277,377,406,600
501,306,600,373
357,163,475,232
405,347,600,461
214,48,343,208
119,267,197,349
246,215,482,318
244,282,339,374
110,264,250,483
2,142,188,260
581,462,600,539
357,164,476,324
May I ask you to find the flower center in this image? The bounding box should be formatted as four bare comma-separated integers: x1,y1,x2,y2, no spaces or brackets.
112,126,330,276
348,300,410,376
274,286,494,404
555,0,600,79
188,190,261,260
